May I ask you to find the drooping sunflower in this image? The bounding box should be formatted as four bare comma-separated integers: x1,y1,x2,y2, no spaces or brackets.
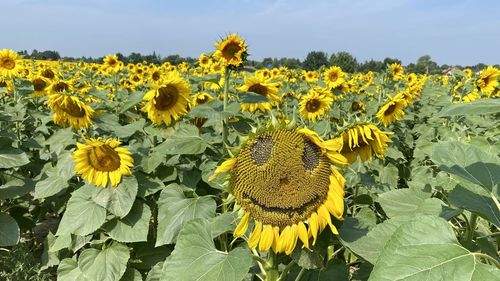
376,94,407,127
238,73,280,113
323,66,346,89
210,128,347,255
299,88,333,121
0,49,21,78
335,124,392,164
213,33,248,67
46,93,94,130
31,76,50,97
389,63,404,80
476,66,499,95
192,92,213,106
73,138,133,188
0,78,14,95
142,72,191,126
48,79,74,94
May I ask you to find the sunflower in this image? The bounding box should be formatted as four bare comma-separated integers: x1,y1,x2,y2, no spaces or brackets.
213,33,248,67
476,66,499,95
210,128,347,254
46,94,94,130
238,73,280,113
198,54,212,68
0,49,21,78
335,124,392,164
73,138,133,188
303,70,319,83
389,63,404,80
376,94,407,127
299,88,333,121
323,66,346,89
48,79,74,94
0,78,14,95
40,67,57,80
102,54,122,73
192,92,213,106
142,72,191,126
31,76,50,97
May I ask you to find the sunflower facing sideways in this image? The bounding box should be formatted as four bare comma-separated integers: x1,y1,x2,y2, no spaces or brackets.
299,88,333,121
73,138,133,188
335,123,392,164
142,72,191,126
389,63,404,80
238,73,280,113
476,66,499,95
210,127,347,255
213,33,248,67
46,93,94,130
376,93,407,127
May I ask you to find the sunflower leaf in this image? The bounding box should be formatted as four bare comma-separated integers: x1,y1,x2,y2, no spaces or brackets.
160,219,253,281
91,176,138,218
119,91,145,114
0,212,20,246
438,98,500,116
154,124,208,155
238,91,269,103
0,146,30,169
103,200,151,243
78,241,130,281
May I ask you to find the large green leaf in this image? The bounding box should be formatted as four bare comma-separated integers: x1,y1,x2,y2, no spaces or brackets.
431,141,500,195
377,187,448,218
449,183,500,227
56,185,106,236
0,147,29,168
0,212,20,246
0,178,35,199
369,215,500,281
78,242,130,281
160,219,253,281
57,258,88,281
103,201,151,243
119,91,145,113
438,98,500,116
154,124,208,155
156,183,216,246
238,91,269,103
91,176,138,218
286,261,349,281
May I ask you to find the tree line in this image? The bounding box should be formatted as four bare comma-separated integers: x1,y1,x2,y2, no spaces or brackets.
17,49,496,74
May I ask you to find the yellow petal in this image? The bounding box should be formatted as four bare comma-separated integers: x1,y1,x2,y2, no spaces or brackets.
285,224,299,255
248,221,262,250
234,212,250,238
297,221,309,249
208,158,236,181
308,212,319,245
258,225,274,252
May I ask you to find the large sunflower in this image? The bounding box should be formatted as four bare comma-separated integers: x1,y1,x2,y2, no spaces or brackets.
299,88,333,121
476,66,499,95
323,66,346,89
46,93,94,130
210,128,347,255
238,73,280,113
73,138,133,188
376,94,407,127
0,49,21,78
335,124,392,164
142,72,191,126
213,34,248,67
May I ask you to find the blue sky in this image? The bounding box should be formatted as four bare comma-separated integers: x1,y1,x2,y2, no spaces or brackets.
2,0,499,65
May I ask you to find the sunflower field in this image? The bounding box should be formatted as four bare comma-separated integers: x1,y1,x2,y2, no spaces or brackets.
0,34,499,281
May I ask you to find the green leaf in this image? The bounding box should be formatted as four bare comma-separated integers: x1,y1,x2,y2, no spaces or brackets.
113,119,147,138
238,91,269,103
154,124,208,155
119,91,145,113
449,184,500,227
156,183,216,246
0,212,20,246
339,217,406,264
377,187,448,218
35,151,75,198
369,215,500,281
145,262,163,281
286,261,349,281
78,241,130,281
438,98,500,116
208,212,237,238
91,176,138,218
45,127,74,155
0,178,35,199
431,141,500,194
160,219,253,281
56,185,106,236
0,147,29,168
103,201,151,243
120,267,143,281
136,173,165,198
57,258,88,281
50,234,72,252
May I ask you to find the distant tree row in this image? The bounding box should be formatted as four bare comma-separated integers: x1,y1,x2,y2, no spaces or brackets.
17,49,497,74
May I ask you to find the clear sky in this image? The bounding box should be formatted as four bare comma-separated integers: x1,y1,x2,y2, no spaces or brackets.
2,0,499,65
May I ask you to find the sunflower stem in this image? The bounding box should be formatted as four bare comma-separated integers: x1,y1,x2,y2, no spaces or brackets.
473,253,500,269
465,213,478,243
222,69,231,149
294,267,306,281
277,260,296,281
264,250,279,281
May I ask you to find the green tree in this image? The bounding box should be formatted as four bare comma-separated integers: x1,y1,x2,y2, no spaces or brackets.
329,51,358,73
303,51,329,70
358,59,385,73
414,55,439,74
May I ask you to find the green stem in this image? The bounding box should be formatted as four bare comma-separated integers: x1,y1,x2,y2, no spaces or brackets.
474,253,500,269
277,260,296,281
265,250,279,281
222,69,231,148
466,213,478,242
490,192,500,212
294,267,306,281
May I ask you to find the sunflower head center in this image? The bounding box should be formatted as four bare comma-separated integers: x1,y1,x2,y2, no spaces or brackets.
152,71,161,81
384,103,397,116
154,85,179,111
248,83,268,97
61,99,87,117
233,130,331,228
1,58,15,70
305,99,321,112
33,79,47,91
42,69,55,79
88,144,121,172
0,81,6,87
222,42,242,59
53,82,70,93
329,72,338,81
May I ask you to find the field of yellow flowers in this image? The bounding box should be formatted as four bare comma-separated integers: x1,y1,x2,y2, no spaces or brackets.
0,34,499,281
